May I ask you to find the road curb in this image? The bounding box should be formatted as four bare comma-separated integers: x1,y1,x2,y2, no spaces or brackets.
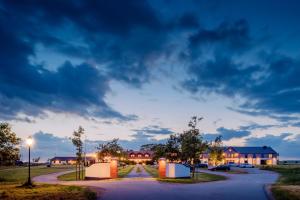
264,184,275,200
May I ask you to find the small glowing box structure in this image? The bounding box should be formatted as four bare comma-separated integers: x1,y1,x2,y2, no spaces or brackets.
85,159,118,179
166,163,190,178
85,163,111,179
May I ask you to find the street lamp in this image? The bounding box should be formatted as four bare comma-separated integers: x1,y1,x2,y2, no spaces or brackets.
26,136,33,186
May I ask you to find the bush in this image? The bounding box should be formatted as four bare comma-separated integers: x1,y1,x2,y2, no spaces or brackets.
145,160,154,165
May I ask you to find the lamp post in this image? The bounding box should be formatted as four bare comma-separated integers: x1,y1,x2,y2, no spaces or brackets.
26,136,33,186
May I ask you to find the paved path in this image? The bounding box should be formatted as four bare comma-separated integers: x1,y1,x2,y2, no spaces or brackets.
125,164,151,178
33,166,278,200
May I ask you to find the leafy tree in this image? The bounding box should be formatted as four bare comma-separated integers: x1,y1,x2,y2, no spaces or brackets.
208,136,224,166
152,144,166,161
97,138,124,161
0,122,21,165
140,143,166,161
165,134,180,161
71,126,85,180
179,116,207,177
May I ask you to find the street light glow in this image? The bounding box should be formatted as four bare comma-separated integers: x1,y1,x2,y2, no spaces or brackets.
26,136,33,146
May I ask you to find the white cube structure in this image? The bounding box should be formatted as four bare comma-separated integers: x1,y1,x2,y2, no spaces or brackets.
85,163,111,179
166,163,190,178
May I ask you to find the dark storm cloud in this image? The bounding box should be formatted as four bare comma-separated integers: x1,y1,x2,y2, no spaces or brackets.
1,0,300,124
182,56,261,95
246,133,300,159
132,125,174,135
203,127,251,141
183,17,300,120
0,0,170,120
0,0,169,87
0,17,135,120
187,20,251,59
177,13,199,29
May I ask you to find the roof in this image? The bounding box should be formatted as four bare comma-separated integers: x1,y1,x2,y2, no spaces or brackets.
50,156,95,161
127,150,153,155
225,146,278,154
202,146,278,154
127,150,153,159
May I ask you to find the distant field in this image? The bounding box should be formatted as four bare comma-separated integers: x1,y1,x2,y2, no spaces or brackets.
261,165,300,200
143,165,226,184
0,165,74,183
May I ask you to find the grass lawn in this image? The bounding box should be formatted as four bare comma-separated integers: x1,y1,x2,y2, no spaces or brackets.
136,166,142,173
0,165,74,183
57,170,84,181
143,165,158,177
272,185,300,200
118,165,134,178
0,183,96,200
261,165,300,200
58,165,134,181
143,165,226,184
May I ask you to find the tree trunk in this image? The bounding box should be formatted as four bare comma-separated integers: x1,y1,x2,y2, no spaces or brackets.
192,165,195,178
75,164,77,180
81,162,84,180
79,162,81,180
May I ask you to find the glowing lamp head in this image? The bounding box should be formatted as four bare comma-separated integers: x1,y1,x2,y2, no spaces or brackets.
26,136,33,146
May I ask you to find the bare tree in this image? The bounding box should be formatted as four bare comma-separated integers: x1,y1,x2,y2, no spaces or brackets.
71,126,85,180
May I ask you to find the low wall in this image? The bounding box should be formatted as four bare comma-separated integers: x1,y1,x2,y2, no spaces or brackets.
85,163,111,179
166,163,190,178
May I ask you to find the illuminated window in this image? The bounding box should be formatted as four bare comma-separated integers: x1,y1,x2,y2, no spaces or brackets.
268,154,272,158
130,154,135,158
138,154,142,157
145,154,149,157
267,160,272,165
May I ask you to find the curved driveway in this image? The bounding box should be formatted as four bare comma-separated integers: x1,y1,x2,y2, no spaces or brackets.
33,167,278,200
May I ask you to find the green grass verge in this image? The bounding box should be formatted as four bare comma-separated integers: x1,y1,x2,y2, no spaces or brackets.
143,165,158,177
261,165,300,200
118,165,134,178
158,172,226,184
0,165,74,183
136,167,142,173
143,165,226,184
58,165,134,181
57,170,85,181
0,183,96,200
260,165,300,185
271,185,300,200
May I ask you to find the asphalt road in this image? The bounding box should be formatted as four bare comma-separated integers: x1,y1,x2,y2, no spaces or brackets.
33,166,278,200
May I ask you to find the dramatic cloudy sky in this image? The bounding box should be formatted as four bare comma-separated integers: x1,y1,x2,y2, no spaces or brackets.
1,0,300,161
